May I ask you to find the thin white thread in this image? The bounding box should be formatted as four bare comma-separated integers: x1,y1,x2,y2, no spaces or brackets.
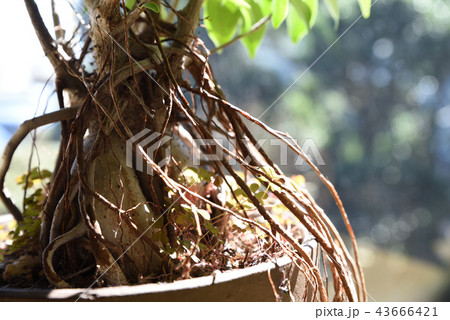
255,0,380,122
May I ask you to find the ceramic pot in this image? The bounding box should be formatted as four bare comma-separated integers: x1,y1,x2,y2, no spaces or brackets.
0,214,318,302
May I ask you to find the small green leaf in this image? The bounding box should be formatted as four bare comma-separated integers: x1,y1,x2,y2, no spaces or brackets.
234,188,247,198
268,182,282,193
41,169,52,179
249,183,260,193
357,0,371,19
261,166,281,180
324,0,339,26
198,168,214,181
142,2,160,13
226,201,235,208
125,0,136,10
204,0,241,47
260,0,272,16
181,240,193,250
29,170,42,180
226,0,251,10
290,0,317,28
205,220,219,236
290,0,311,27
213,176,224,186
272,0,289,29
242,201,255,210
305,0,319,27
240,0,267,57
181,167,200,184
255,191,269,201
232,224,247,233
286,4,308,42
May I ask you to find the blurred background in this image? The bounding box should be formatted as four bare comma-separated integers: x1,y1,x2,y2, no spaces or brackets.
1,0,449,301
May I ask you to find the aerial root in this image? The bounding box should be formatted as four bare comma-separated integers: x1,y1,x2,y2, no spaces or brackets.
42,218,87,288
0,107,79,221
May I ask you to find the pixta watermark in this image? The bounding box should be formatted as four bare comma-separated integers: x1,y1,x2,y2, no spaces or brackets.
126,129,325,175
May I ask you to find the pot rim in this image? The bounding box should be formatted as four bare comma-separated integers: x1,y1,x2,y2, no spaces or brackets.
1,214,317,301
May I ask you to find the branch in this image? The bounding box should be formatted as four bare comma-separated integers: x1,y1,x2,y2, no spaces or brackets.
210,15,271,55
174,0,204,47
24,0,62,72
0,107,80,221
43,219,87,287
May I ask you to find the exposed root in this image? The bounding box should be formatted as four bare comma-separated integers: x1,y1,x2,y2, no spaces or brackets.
42,219,87,287
0,108,79,222
0,0,367,301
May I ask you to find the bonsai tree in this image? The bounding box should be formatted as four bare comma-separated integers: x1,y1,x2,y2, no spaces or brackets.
1,0,371,301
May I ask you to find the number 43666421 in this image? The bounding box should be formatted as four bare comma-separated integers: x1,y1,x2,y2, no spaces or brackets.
375,307,438,317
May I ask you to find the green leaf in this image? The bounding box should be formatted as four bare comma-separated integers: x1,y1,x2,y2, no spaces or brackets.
240,0,267,57
286,4,308,42
305,0,319,26
249,183,260,193
41,169,52,179
142,2,160,13
234,188,247,198
198,168,214,181
324,0,339,26
290,0,311,28
260,0,272,16
225,0,251,10
272,0,289,29
205,220,219,236
255,191,269,201
261,166,281,180
213,176,224,187
290,0,317,28
204,0,241,47
268,182,282,193
232,224,247,233
125,0,136,10
181,167,200,184
357,0,371,18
